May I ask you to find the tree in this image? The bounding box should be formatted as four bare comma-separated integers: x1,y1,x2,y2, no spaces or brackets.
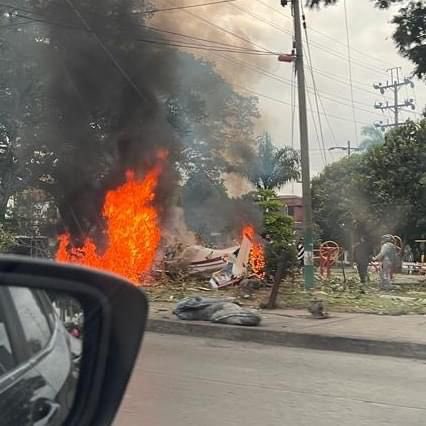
307,1,426,80
167,54,260,182
359,119,426,241
312,119,426,246
254,189,296,308
311,155,366,245
247,132,300,190
359,125,385,151
0,2,261,247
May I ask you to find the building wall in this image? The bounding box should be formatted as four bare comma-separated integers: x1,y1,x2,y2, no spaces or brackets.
278,195,304,226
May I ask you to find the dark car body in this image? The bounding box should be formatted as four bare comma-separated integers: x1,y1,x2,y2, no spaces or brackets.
0,287,79,425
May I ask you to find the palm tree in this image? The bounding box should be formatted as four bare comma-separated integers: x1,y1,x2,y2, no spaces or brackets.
247,132,300,190
359,125,385,151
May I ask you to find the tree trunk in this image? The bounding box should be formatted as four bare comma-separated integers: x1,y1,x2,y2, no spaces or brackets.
265,260,285,309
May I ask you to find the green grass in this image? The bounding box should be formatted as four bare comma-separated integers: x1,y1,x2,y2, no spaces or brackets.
144,269,426,316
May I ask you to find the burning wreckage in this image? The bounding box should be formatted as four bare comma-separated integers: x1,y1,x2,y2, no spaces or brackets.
164,226,265,327
163,225,266,289
42,0,264,327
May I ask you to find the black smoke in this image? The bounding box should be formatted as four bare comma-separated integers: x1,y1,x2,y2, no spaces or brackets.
35,0,180,244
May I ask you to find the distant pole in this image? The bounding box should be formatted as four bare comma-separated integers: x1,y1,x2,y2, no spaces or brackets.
329,141,360,157
293,0,314,290
394,79,399,127
373,67,415,130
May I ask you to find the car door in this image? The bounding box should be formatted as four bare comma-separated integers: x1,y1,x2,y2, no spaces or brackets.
0,286,62,426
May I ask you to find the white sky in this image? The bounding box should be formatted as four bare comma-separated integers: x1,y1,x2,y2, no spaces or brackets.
152,0,426,195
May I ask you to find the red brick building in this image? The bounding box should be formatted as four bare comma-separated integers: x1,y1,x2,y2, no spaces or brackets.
278,195,304,232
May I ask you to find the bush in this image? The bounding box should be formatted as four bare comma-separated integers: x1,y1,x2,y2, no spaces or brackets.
254,189,296,276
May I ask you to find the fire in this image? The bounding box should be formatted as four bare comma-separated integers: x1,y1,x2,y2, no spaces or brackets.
56,158,165,284
242,225,266,278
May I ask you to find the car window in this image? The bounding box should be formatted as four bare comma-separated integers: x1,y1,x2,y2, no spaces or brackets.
8,288,52,358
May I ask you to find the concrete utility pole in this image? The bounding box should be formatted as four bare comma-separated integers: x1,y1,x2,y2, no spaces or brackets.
329,141,361,157
279,0,314,289
373,67,415,130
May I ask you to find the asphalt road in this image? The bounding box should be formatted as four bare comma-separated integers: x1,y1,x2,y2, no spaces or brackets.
115,333,426,426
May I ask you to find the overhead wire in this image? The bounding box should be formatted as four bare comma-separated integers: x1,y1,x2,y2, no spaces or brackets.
227,1,388,77
232,82,373,126
1,1,401,127
10,11,278,55
8,8,389,121
255,0,394,71
290,61,297,194
5,2,392,101
63,0,149,102
301,11,328,165
0,0,239,16
342,0,359,145
208,48,385,119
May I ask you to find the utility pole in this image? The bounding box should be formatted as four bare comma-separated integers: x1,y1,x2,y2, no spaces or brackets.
329,140,361,157
279,0,314,289
373,67,415,131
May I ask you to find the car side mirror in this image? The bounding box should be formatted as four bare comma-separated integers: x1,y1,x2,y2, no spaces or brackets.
0,255,148,426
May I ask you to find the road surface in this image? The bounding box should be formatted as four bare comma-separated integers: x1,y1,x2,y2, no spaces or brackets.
115,333,426,426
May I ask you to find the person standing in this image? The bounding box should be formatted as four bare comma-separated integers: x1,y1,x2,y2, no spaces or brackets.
373,234,397,290
353,236,370,284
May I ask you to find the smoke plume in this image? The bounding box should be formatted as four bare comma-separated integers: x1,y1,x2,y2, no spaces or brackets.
37,0,181,244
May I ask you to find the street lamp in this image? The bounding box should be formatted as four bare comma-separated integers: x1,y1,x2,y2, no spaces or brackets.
328,141,361,157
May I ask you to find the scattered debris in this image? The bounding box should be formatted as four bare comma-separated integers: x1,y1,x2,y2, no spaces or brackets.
308,299,329,319
174,296,262,326
164,244,239,277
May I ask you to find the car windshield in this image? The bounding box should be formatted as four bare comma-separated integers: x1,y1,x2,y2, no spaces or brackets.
0,1,425,425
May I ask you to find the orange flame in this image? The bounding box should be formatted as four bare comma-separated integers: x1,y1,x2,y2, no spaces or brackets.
242,225,266,279
56,157,165,284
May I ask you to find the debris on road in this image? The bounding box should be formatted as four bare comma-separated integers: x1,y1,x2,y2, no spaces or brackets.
174,296,262,326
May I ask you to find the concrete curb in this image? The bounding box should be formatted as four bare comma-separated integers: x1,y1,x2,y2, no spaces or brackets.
147,318,426,360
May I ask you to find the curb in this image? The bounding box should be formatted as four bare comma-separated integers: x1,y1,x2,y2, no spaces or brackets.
147,318,426,360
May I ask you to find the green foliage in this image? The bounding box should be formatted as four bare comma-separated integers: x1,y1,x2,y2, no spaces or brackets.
255,189,296,275
0,3,261,244
0,224,14,252
392,1,426,80
312,119,426,247
312,154,365,245
247,132,300,190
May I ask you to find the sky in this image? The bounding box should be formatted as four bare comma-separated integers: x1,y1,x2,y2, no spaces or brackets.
151,0,426,195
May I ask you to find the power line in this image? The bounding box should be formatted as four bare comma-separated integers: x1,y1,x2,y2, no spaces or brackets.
343,0,359,145
255,0,394,70
131,37,276,54
302,12,328,164
291,64,297,151
232,82,373,126
5,1,392,98
63,0,149,103
6,8,389,120
306,88,327,166
373,67,416,130
228,1,388,77
0,0,238,17
210,48,385,119
11,12,278,55
5,3,280,54
143,0,238,14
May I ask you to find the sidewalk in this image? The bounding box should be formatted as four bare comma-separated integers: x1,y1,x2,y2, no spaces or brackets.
147,303,426,359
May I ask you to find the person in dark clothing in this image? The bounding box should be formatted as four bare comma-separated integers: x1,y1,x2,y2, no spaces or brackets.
353,236,370,284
